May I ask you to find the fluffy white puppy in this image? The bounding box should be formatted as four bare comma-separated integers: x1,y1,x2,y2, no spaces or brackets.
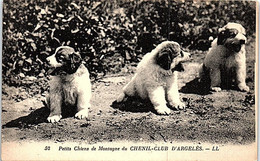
46,46,91,123
117,41,190,115
200,22,249,92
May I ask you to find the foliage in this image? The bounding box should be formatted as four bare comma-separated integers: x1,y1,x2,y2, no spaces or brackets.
3,0,256,86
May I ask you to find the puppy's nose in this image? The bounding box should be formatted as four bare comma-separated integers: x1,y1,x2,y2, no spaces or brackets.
240,39,246,44
46,57,51,64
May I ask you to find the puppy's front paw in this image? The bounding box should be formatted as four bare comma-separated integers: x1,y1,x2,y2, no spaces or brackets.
75,109,89,119
155,106,171,115
170,102,186,110
47,115,62,123
210,87,222,92
175,102,186,110
238,84,250,92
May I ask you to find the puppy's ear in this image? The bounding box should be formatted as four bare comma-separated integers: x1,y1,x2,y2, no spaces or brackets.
157,52,172,70
68,52,82,74
217,30,227,45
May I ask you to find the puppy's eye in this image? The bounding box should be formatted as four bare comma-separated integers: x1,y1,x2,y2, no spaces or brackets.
228,29,238,38
56,55,65,62
229,32,236,38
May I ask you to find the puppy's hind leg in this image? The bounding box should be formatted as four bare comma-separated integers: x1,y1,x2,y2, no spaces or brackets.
117,80,136,103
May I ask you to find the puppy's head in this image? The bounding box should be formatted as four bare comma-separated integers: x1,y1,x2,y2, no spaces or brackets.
156,41,190,71
46,46,82,75
217,22,247,52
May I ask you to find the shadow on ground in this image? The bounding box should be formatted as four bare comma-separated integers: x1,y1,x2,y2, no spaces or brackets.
180,78,211,95
180,76,250,95
111,96,183,114
2,106,50,128
111,96,158,114
2,103,78,128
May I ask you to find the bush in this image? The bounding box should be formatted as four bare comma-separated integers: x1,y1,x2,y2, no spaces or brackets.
3,0,256,86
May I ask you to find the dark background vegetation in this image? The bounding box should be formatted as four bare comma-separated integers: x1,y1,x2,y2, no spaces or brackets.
2,0,256,86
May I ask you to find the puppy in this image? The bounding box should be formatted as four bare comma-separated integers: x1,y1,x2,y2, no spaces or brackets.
46,46,91,123
200,22,249,92
117,41,190,115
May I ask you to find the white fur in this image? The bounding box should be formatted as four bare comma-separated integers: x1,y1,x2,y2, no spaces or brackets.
117,41,189,115
47,115,62,123
201,23,249,92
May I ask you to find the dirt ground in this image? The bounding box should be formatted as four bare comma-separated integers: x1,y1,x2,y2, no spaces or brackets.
1,36,256,145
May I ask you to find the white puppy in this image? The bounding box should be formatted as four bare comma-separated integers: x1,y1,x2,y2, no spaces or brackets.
117,41,190,115
200,22,249,92
46,46,91,123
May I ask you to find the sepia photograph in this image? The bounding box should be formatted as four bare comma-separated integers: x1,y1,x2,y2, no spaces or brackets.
1,0,258,160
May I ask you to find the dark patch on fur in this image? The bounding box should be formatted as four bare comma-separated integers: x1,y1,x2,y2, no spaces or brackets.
226,43,242,52
68,53,82,74
157,53,173,70
219,66,238,90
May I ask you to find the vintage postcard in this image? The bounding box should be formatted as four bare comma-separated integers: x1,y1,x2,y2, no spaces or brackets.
1,0,258,160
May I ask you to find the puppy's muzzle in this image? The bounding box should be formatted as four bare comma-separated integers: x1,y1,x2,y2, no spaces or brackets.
227,32,247,52
172,51,190,72
228,38,246,52
180,51,191,60
46,55,62,68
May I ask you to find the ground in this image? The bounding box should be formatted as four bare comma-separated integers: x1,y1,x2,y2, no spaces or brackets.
1,36,256,145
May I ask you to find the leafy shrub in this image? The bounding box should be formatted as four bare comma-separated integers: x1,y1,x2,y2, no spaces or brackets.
3,0,256,86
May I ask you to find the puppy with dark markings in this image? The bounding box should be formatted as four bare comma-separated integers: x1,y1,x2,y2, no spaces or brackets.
46,46,91,123
117,41,190,115
200,23,249,92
